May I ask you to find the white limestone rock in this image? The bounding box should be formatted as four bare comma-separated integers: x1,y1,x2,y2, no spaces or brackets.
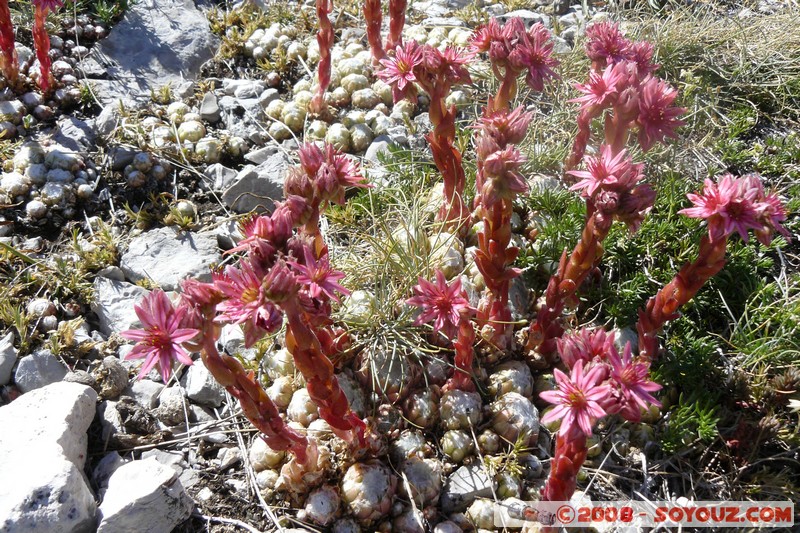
96,458,193,532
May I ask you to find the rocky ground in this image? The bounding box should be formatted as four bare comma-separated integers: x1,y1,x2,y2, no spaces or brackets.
1,0,798,531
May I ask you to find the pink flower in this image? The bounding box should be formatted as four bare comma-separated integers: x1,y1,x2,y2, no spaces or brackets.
637,77,686,151
288,246,350,302
214,260,283,347
568,145,642,198
471,18,558,93
679,174,762,242
481,146,529,204
516,23,560,92
755,190,791,245
378,40,423,99
296,143,370,206
475,105,533,147
470,19,502,55
557,327,616,368
407,270,472,339
629,41,659,76
316,144,369,204
120,290,199,383
607,342,661,422
584,21,633,66
540,360,610,437
570,63,626,113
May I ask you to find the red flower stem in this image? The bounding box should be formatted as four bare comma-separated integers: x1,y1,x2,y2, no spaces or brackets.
385,0,406,51
427,92,468,232
363,0,385,64
444,315,476,392
309,0,333,115
0,0,17,84
526,212,611,360
200,339,309,463
489,73,517,113
637,234,728,361
32,6,52,92
282,298,367,447
541,430,588,518
604,112,630,154
566,109,596,172
475,197,517,350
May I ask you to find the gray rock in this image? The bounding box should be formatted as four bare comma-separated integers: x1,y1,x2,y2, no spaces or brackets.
141,449,185,473
53,116,95,153
97,400,124,443
181,360,225,408
108,146,137,171
221,152,290,213
218,96,265,143
200,218,240,251
222,79,265,98
257,88,280,108
14,349,68,393
78,56,109,78
120,226,221,291
199,91,220,123
96,265,126,282
91,277,148,336
204,163,238,190
63,370,97,388
0,455,97,533
558,11,585,28
92,356,130,400
155,386,188,426
0,382,97,467
499,9,551,29
89,0,218,103
92,452,127,496
0,331,17,386
122,379,165,408
94,101,136,139
551,0,571,15
440,465,496,513
243,144,279,165
365,135,395,164
421,16,465,26
96,458,193,533
412,0,470,17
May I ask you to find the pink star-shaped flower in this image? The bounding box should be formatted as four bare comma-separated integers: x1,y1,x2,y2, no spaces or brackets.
120,290,198,383
540,360,610,437
214,259,283,347
406,270,472,339
288,246,350,303
568,145,642,198
607,342,661,422
679,174,763,242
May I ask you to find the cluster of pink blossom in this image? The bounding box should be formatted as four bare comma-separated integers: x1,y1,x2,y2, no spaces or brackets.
637,172,790,360
120,142,371,470
116,6,793,514
568,21,685,168
470,17,559,110
524,22,682,361
0,0,62,92
540,170,789,505
379,40,473,231
539,328,661,501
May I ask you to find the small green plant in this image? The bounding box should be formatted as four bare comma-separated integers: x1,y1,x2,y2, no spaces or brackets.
661,392,720,454
0,301,33,354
